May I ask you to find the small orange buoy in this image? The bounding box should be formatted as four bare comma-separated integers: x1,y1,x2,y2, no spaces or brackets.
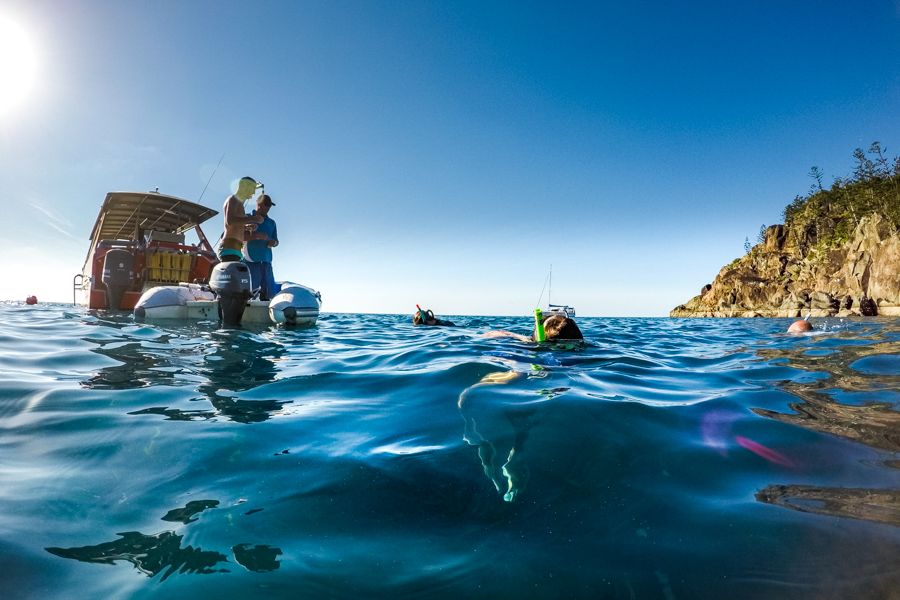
25,295,37,305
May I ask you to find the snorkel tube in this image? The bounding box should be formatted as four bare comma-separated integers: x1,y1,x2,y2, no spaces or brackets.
416,304,427,324
534,308,546,342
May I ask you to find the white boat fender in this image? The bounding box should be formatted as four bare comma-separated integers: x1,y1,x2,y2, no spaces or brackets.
269,283,321,326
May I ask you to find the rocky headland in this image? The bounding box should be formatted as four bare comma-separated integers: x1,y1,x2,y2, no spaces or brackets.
672,146,900,318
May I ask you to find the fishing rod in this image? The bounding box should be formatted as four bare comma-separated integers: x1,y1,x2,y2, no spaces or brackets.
197,152,226,204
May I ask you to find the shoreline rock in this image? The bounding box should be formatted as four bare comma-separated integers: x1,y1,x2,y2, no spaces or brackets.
671,214,900,318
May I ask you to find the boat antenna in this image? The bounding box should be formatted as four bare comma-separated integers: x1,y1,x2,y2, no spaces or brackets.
197,152,225,203
535,265,551,309
549,264,552,307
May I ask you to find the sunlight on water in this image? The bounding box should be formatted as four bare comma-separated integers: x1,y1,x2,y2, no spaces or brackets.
0,303,898,598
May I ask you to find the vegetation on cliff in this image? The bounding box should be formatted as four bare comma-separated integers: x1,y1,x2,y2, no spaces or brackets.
781,142,900,257
671,143,900,318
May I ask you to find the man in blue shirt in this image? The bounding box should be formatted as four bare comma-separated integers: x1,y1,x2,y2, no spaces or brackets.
244,194,279,301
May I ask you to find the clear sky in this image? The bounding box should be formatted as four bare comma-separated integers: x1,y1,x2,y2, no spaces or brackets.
1,1,898,316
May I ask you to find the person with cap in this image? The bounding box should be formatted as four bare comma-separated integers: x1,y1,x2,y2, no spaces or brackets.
244,193,279,301
219,176,264,262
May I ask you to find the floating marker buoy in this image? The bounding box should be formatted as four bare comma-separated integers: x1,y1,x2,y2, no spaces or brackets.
25,295,38,305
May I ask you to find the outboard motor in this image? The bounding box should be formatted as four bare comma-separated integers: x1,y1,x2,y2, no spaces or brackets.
209,262,252,325
101,249,134,310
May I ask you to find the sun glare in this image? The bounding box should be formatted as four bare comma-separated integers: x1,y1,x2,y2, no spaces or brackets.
0,15,37,116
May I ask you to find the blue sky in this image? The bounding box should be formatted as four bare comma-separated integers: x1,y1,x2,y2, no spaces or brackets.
2,1,898,315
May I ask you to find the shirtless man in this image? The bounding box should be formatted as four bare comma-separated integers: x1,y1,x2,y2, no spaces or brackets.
218,176,264,262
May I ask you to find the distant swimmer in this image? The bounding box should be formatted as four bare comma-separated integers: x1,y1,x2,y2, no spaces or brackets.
25,295,37,305
413,305,455,327
787,317,813,333
484,309,583,343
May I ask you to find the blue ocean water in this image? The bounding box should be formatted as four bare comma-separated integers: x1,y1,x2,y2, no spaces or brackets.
0,303,898,599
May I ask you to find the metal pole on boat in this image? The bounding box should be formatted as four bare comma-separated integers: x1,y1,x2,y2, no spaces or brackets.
549,264,552,308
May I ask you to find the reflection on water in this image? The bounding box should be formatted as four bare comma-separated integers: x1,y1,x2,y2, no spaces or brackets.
193,331,288,423
4,306,899,597
45,500,282,579
162,500,220,524
82,327,297,423
753,326,900,525
80,339,178,389
756,381,900,452
757,485,900,526
46,531,229,581
755,333,900,452
232,544,282,573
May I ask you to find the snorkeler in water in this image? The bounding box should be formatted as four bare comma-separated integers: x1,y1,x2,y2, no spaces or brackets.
483,309,583,343
413,305,456,327
787,315,813,333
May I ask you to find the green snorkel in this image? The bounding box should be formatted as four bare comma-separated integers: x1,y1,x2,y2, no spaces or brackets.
534,308,546,342
416,304,428,324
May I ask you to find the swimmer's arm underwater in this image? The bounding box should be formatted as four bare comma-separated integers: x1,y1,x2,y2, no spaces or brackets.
482,330,532,343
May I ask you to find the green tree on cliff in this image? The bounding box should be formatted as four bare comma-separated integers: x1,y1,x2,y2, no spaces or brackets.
782,143,900,255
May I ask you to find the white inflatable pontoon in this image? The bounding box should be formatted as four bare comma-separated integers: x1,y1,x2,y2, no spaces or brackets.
134,281,321,326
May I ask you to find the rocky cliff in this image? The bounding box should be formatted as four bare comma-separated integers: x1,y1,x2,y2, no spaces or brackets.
671,213,900,318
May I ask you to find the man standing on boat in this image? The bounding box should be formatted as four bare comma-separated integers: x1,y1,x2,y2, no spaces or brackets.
244,193,279,301
218,176,264,262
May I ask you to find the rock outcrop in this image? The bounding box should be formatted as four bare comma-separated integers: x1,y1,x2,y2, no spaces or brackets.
671,214,900,318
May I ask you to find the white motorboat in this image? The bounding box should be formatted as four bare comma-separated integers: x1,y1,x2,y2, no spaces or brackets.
74,190,322,326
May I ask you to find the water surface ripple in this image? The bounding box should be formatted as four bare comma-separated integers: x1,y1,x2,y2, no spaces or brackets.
1,304,898,598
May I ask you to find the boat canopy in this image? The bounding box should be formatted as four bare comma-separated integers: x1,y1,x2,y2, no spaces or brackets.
87,191,218,243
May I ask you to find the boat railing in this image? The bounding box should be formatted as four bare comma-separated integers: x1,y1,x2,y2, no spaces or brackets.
73,273,85,305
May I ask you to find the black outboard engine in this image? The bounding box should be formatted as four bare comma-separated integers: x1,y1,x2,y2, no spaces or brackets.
101,249,134,310
209,262,252,325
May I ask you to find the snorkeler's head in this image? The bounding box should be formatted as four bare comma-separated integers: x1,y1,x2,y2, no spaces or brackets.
787,319,813,333
541,315,583,341
413,307,437,326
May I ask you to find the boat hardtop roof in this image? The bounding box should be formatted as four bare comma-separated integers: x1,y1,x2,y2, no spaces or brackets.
88,191,218,242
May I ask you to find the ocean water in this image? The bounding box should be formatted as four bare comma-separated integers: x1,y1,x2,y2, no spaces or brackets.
0,303,898,599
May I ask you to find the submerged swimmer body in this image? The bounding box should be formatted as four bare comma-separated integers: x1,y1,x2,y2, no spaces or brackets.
458,370,532,502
